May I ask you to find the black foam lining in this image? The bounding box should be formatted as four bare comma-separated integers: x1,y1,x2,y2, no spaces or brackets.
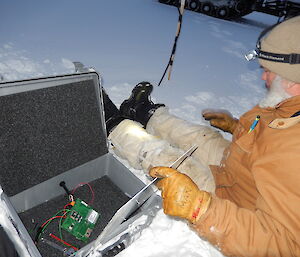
0,79,108,196
19,176,130,257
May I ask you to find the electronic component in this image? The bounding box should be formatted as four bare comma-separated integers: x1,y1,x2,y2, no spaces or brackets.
62,198,99,242
40,237,75,256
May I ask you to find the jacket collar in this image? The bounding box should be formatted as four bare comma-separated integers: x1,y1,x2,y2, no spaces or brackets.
261,95,300,129
261,95,300,117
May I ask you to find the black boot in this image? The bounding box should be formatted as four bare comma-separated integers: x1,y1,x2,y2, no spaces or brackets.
119,81,165,127
102,89,125,133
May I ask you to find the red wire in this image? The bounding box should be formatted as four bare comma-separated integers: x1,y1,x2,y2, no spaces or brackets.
71,182,95,204
64,203,72,210
49,233,78,251
41,216,65,228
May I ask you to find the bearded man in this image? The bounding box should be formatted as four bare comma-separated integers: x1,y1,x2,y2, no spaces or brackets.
105,16,300,257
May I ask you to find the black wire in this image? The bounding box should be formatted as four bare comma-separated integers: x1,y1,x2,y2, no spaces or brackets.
34,226,43,244
158,6,183,86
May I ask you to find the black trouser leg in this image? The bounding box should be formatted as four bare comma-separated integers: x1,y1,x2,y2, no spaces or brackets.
102,89,125,133
102,89,120,120
0,226,19,257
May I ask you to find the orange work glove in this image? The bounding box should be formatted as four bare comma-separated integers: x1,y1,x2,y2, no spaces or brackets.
202,110,238,134
149,166,212,224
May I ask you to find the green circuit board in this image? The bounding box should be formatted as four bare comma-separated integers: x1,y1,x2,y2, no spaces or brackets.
62,198,99,242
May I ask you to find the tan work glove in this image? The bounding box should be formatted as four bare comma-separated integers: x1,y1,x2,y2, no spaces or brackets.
202,110,239,134
149,166,211,224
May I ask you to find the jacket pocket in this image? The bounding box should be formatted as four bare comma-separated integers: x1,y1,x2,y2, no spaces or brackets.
235,129,256,153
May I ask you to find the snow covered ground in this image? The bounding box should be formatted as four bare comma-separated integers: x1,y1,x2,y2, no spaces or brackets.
0,0,280,256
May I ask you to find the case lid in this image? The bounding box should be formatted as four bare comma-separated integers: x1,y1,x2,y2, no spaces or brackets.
0,72,108,197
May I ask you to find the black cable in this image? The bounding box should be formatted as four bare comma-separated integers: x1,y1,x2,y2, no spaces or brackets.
158,5,184,86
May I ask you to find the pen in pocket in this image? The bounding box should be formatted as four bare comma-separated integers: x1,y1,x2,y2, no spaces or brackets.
248,115,260,133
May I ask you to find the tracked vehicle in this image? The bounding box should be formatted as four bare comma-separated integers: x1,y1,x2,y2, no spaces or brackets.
159,0,300,20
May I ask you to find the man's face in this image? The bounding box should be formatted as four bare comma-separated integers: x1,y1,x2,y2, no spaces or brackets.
259,68,291,108
261,67,277,90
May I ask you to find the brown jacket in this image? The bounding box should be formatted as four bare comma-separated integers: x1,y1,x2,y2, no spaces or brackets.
194,96,300,257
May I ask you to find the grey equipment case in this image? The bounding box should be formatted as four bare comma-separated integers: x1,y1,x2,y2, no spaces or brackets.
0,69,160,257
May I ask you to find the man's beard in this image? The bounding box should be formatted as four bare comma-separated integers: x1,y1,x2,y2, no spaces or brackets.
259,75,291,108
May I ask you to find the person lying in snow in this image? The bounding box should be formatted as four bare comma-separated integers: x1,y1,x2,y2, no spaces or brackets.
104,16,300,257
